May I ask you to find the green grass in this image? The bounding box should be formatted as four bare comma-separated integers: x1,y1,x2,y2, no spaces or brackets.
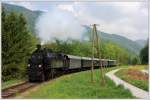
127,65,148,70
115,68,148,91
2,79,26,89
19,67,135,99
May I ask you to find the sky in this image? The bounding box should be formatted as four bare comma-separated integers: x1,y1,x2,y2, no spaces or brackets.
4,1,149,41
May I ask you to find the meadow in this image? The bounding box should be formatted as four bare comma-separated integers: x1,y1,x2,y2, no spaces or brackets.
17,67,135,99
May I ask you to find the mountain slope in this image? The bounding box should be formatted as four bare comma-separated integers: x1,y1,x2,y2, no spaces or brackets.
135,39,147,48
83,26,142,55
2,3,142,55
2,3,43,33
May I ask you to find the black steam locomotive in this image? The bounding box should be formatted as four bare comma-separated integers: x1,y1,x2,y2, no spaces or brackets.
27,45,116,82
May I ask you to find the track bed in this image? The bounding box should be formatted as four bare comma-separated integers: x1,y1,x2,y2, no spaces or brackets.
2,81,39,98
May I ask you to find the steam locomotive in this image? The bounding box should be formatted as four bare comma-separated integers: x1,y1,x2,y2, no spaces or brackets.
27,45,116,82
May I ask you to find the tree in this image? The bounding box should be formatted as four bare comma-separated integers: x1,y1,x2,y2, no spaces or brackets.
2,8,38,81
131,56,140,65
140,42,148,64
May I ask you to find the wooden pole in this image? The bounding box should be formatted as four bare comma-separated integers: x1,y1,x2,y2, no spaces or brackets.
90,24,105,85
91,25,94,82
93,24,105,85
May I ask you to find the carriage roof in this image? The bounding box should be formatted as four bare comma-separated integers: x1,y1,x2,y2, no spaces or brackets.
66,55,82,59
66,54,116,62
81,57,92,60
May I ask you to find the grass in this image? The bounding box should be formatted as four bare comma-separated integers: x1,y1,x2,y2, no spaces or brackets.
115,65,148,91
18,66,135,99
127,65,148,70
2,79,26,89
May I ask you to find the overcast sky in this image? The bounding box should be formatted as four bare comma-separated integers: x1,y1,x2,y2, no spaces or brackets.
4,1,148,41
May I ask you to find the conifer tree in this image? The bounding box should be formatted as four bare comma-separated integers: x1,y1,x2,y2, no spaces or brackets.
140,42,148,64
2,8,38,81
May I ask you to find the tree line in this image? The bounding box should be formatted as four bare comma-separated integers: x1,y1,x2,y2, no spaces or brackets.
43,39,136,65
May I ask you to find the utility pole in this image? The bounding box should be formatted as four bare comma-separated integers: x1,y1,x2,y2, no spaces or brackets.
91,25,94,82
91,24,105,85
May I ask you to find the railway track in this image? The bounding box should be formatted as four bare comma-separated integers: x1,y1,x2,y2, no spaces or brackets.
2,81,39,98
1,69,85,98
1,68,90,98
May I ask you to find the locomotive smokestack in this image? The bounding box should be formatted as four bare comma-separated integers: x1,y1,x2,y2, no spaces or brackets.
36,44,41,50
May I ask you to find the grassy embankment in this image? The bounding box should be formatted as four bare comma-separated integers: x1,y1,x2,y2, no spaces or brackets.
2,79,26,89
17,66,135,99
115,65,148,91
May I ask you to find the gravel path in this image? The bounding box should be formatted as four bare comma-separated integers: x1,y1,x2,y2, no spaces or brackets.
105,68,149,99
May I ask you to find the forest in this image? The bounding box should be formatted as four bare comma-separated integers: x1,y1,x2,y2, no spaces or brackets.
2,8,148,81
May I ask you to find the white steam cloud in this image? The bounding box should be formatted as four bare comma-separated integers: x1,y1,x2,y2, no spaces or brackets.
35,8,85,43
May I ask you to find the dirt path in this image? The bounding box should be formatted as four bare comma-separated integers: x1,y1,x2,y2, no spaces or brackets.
105,68,149,99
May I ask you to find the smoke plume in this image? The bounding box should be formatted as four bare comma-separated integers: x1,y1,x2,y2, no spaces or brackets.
35,8,85,43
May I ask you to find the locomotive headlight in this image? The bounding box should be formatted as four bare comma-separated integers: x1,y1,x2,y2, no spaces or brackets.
28,64,30,67
38,65,42,68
